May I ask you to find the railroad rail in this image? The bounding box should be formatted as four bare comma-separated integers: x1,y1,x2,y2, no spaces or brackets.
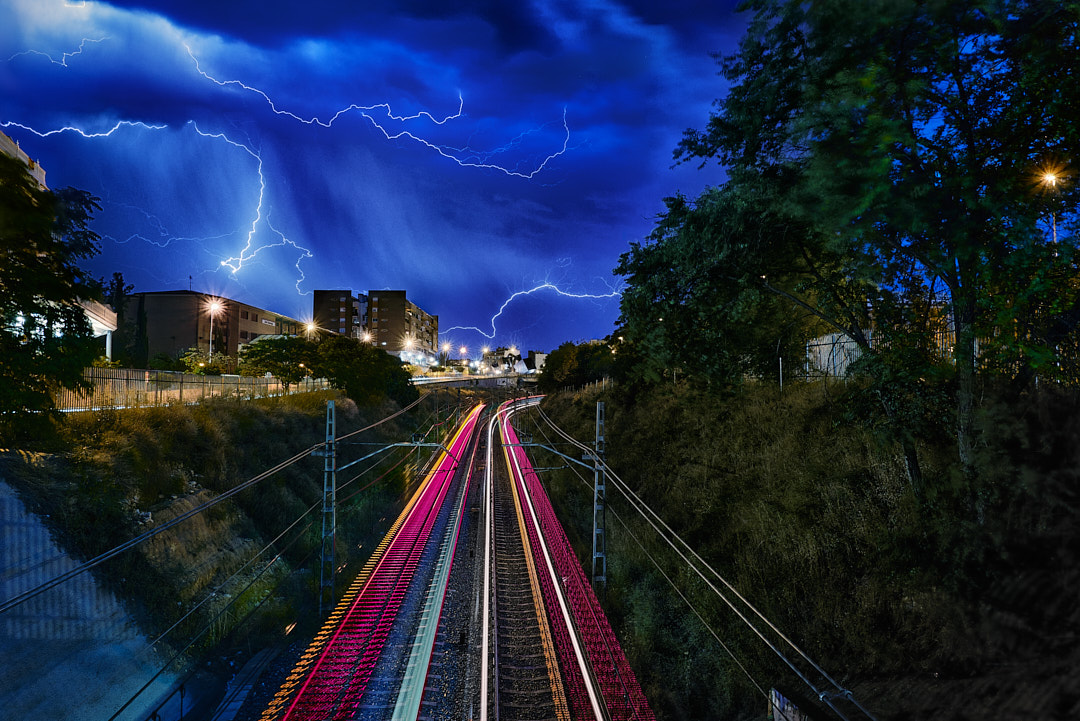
258,397,654,721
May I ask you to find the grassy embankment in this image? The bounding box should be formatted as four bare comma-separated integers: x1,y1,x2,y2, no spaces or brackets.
2,389,459,672
530,380,1080,720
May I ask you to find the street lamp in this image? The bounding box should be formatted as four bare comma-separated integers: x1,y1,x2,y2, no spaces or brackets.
1043,172,1060,243
459,345,467,358
207,299,223,357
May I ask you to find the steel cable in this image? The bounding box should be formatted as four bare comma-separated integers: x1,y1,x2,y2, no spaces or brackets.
535,405,877,721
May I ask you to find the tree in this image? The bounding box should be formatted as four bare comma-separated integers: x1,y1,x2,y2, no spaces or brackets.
0,153,102,426
238,335,317,390
617,181,849,386
179,348,234,375
633,0,1080,476
310,336,417,407
537,340,616,392
103,271,134,366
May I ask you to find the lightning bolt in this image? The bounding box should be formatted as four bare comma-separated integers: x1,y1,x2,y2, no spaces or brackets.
185,44,570,179
442,281,623,340
188,122,314,293
1,119,167,138
5,36,108,66
2,118,313,292
5,27,573,297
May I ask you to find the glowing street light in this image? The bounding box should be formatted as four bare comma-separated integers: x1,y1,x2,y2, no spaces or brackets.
207,299,223,357
1042,171,1064,243
459,345,467,358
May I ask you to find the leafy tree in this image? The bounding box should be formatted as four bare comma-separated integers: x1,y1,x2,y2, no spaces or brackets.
537,340,615,392
627,0,1080,477
0,153,102,426
103,271,134,366
310,335,417,407
617,181,847,386
148,352,185,371
179,347,234,375
238,335,317,390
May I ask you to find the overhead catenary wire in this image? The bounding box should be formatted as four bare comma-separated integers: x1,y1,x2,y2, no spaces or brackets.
111,410,433,719
0,396,427,617
535,405,877,721
526,413,779,713
535,406,851,713
109,522,321,721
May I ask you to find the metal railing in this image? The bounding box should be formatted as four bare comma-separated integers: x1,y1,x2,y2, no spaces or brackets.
54,367,330,412
804,328,958,379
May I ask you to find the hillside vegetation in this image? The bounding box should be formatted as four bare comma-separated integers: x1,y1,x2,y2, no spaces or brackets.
530,380,1080,720
1,390,452,676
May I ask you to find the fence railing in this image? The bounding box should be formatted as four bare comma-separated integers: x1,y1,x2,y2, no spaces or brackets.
804,328,958,379
55,368,330,412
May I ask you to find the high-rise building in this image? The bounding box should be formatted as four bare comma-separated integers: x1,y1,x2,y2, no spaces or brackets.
367,290,438,354
0,130,46,188
312,289,437,355
312,290,368,339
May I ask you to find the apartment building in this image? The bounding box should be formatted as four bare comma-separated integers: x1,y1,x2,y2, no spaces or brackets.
123,290,302,360
312,289,437,355
367,290,438,354
312,290,368,339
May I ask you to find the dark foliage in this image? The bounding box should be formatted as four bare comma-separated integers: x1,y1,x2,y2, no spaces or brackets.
0,154,103,433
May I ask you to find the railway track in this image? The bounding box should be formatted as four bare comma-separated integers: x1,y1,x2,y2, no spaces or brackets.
490,428,569,721
257,398,654,721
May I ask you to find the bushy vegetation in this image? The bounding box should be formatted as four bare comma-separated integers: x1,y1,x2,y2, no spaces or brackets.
530,380,1080,720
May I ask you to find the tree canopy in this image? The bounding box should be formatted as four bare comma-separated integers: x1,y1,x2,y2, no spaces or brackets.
617,0,1080,475
238,335,317,388
0,153,103,426
310,335,417,407
237,333,417,407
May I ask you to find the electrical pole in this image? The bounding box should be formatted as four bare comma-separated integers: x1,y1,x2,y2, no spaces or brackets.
592,401,607,590
318,400,337,614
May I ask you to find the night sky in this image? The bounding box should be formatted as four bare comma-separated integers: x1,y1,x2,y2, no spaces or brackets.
2,0,740,355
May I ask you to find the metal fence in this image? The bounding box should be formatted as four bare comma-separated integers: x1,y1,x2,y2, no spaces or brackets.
54,367,330,412
804,327,958,379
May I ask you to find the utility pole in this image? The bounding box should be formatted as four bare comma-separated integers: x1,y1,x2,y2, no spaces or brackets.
591,401,607,590
318,400,337,614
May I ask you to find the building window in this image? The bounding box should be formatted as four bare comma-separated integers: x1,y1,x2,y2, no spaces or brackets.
240,331,249,339
339,327,346,333
252,313,258,322
241,310,249,320
250,332,259,340
340,296,346,301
